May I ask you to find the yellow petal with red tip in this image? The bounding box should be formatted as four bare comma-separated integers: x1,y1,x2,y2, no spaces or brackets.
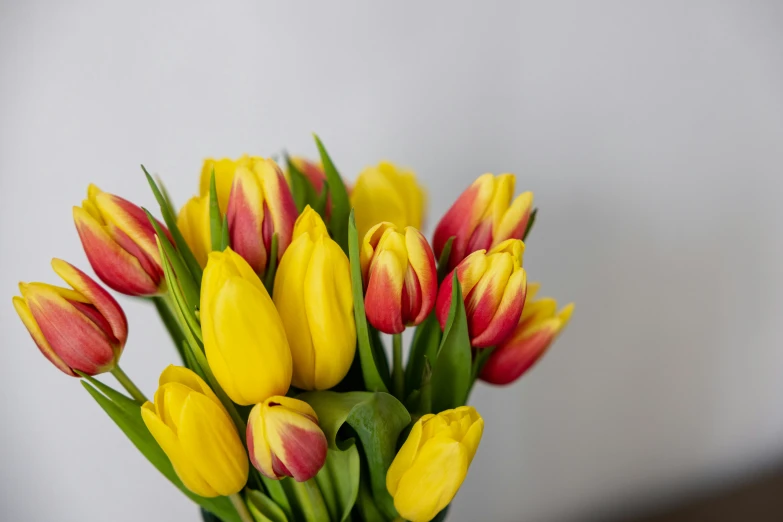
199,156,250,214
494,191,533,247
12,296,75,376
227,165,267,274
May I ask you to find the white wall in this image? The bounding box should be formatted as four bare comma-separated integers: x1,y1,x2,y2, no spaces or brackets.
1,2,782,521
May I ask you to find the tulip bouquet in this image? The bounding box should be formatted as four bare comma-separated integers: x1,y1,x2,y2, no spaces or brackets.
12,136,573,522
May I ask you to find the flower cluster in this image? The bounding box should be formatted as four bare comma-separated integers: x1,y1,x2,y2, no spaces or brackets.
12,137,573,522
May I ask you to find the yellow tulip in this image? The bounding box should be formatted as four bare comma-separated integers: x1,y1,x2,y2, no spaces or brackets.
351,161,426,241
273,207,356,390
176,194,211,268
386,406,484,522
141,365,249,497
201,248,292,405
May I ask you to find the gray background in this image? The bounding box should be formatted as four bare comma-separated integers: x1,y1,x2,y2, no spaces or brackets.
2,1,782,521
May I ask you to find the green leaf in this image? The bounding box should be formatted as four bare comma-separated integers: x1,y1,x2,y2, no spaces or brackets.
353,478,385,522
436,236,455,283
313,183,329,219
144,209,201,318
260,476,293,522
263,233,279,294
221,214,230,250
314,134,351,253
210,168,223,252
153,232,202,343
285,154,319,214
246,490,288,522
369,326,390,387
405,313,442,394
522,207,538,241
142,165,203,284
347,211,389,393
281,479,329,522
299,391,410,519
80,379,241,522
431,272,472,412
314,445,361,522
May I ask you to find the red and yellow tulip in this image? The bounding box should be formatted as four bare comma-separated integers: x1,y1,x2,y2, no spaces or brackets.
433,173,533,270
436,239,527,348
12,259,127,376
246,396,328,482
480,283,574,385
227,158,298,275
73,184,170,296
360,223,437,334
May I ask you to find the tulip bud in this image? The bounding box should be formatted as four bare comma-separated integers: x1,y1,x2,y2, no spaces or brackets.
436,239,527,348
199,156,251,215
12,259,128,376
201,248,292,405
360,222,437,334
433,173,533,270
176,194,211,268
386,406,483,522
73,184,171,296
141,365,249,497
227,158,298,275
480,283,574,385
246,396,328,482
273,207,356,390
350,161,426,242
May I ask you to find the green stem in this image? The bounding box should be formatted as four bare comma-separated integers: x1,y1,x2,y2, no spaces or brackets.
151,294,186,362
392,333,404,400
110,365,148,404
229,493,254,522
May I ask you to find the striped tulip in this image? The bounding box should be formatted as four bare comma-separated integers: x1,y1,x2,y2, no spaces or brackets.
436,239,527,348
480,283,574,385
273,207,356,390
246,396,328,482
12,259,128,376
360,222,437,334
141,366,249,497
227,158,298,275
176,194,211,268
73,184,170,296
350,161,427,242
433,173,533,270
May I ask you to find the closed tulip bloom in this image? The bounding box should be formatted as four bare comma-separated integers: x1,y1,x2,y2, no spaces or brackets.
227,158,298,275
386,406,483,522
177,194,211,268
73,184,170,296
433,173,533,270
436,239,527,348
246,396,328,482
360,222,437,334
141,365,249,497
350,161,426,242
201,248,292,405
481,283,574,385
199,155,252,215
12,259,127,376
273,207,356,390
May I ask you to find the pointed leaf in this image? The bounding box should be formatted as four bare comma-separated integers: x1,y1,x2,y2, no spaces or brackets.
246,490,288,522
313,134,350,253
405,313,442,394
263,233,279,293
210,168,223,252
285,154,319,214
431,272,472,412
314,445,360,522
523,207,538,241
436,236,454,283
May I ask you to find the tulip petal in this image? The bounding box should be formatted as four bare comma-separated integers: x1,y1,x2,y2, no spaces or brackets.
351,163,421,241
12,296,75,376
227,166,268,274
365,249,405,334
256,159,298,258
386,417,425,496
472,267,527,347
394,437,469,522
73,206,159,296
177,195,211,268
159,364,221,407
206,276,292,405
178,393,249,496
51,259,128,346
141,403,219,498
304,238,356,389
404,227,438,325
493,191,533,247
263,405,328,482
200,157,247,214
465,252,514,340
